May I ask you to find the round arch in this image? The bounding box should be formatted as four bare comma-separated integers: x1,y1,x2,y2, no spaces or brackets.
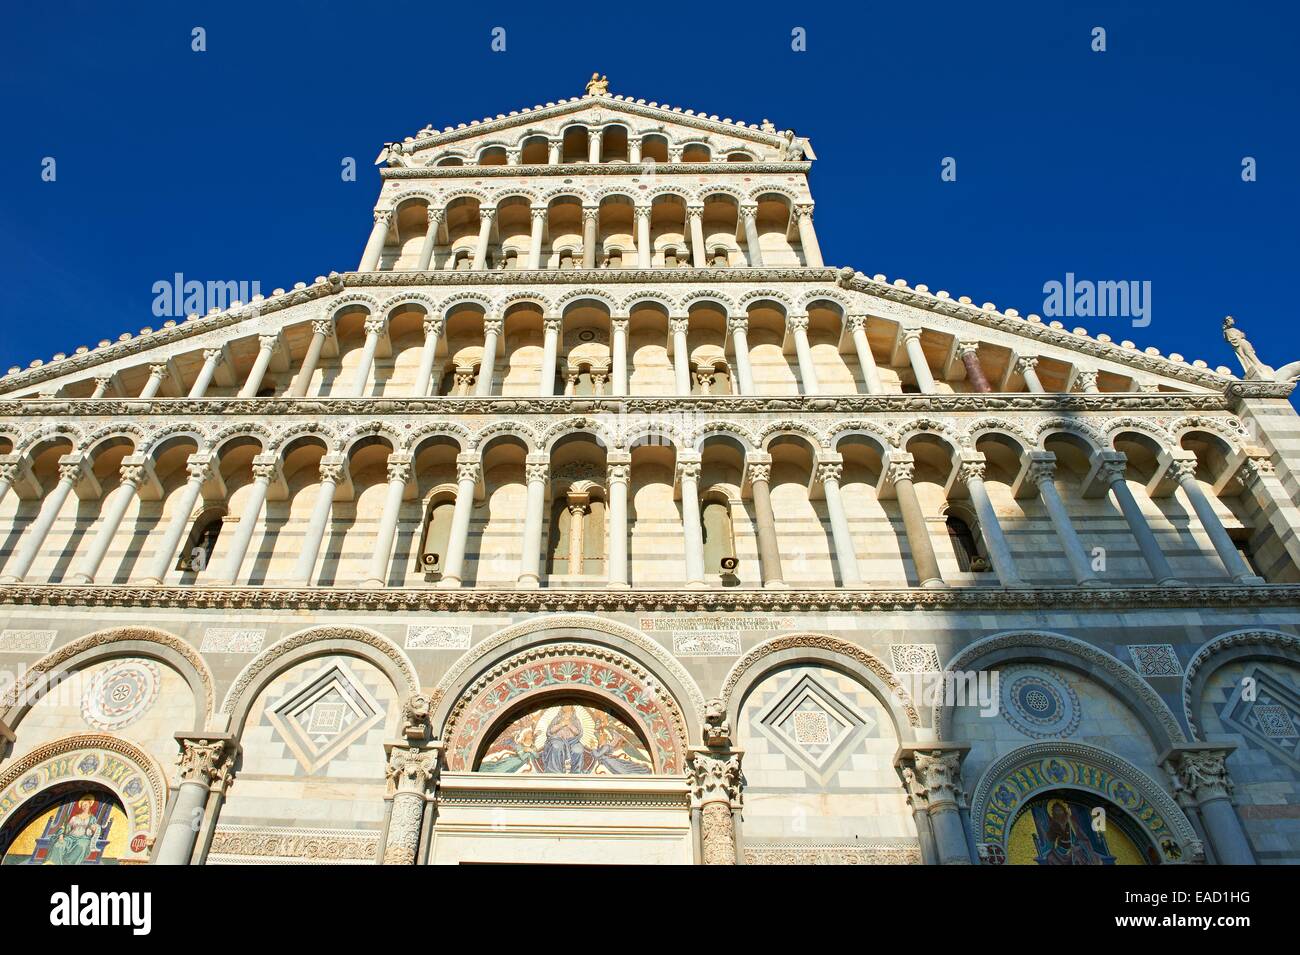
970,741,1200,864
0,626,214,730
720,633,920,737
1183,628,1300,739
0,734,169,864
431,614,706,744
937,630,1187,749
219,625,418,738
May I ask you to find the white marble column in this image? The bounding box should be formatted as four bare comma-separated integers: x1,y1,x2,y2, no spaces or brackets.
740,206,764,267
1075,369,1100,394
154,736,233,866
635,206,652,268
611,317,629,396
746,457,785,588
1023,452,1099,586
527,207,546,269
517,455,548,588
547,138,561,164
846,315,882,394
794,204,823,267
607,453,630,588
138,454,213,585
587,127,602,163
237,334,278,399
818,459,863,587
629,138,642,163
288,322,329,398
189,348,224,398
416,207,443,270
678,457,706,587
728,316,756,395
381,742,441,865
1168,455,1263,583
412,317,443,397
471,207,495,271
218,454,278,584
687,749,742,865
902,328,935,393
363,454,411,588
788,314,820,394
1016,355,1045,393
886,454,944,588
1,454,87,583
688,206,707,267
581,207,599,269
475,318,502,397
139,363,168,399
957,456,1022,586
90,375,112,399
1093,451,1183,584
291,456,345,584
1162,746,1255,866
68,456,151,584
539,317,561,396
359,209,393,271
0,459,17,509
671,318,692,395
350,316,385,398
438,456,479,588
896,745,972,865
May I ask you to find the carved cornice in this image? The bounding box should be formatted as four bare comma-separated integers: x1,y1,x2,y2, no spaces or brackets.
381,161,809,180
3,583,1297,614
0,392,1247,421
837,270,1240,391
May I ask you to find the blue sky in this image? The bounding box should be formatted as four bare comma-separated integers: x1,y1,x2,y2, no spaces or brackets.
1,1,1296,381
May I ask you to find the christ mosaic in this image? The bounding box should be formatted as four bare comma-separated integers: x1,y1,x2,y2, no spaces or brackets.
478,701,654,774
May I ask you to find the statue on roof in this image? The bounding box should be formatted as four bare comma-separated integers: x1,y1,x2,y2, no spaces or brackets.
1224,315,1300,382
586,73,609,97
780,129,812,161
374,141,418,168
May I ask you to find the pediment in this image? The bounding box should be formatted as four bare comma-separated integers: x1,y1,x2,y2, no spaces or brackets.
389,91,801,166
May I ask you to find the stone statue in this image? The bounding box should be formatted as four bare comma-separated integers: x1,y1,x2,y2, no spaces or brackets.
402,692,432,739
1223,315,1300,382
374,141,418,168
585,73,609,97
702,697,731,748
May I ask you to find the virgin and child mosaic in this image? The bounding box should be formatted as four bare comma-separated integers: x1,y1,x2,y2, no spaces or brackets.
479,701,654,774
1006,794,1149,865
1,787,130,865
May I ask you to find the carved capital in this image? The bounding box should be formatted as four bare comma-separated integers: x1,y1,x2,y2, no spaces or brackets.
1162,746,1236,805
687,749,743,808
363,316,386,337
385,742,441,796
456,460,480,484
1014,355,1039,374
676,460,701,483
176,735,235,788
318,462,345,484
816,462,843,485
670,318,690,336
896,745,968,813
958,460,986,485
373,209,393,226
787,314,810,333
421,317,444,339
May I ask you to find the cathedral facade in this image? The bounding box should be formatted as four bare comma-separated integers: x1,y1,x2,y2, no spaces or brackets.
1,79,1299,865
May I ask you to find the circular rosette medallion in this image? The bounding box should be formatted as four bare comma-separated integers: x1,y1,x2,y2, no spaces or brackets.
998,666,1081,739
81,659,161,731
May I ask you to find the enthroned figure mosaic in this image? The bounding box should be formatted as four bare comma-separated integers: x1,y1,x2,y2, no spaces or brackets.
1,786,130,865
478,701,654,774
1006,794,1151,866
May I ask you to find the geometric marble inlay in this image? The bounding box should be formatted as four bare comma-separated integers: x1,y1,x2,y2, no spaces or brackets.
890,644,941,673
1127,644,1183,677
80,659,161,731
1220,666,1300,769
755,672,875,786
998,666,1081,740
266,662,384,774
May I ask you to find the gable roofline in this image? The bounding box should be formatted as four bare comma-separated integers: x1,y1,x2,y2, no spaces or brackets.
0,265,1263,397
397,92,792,156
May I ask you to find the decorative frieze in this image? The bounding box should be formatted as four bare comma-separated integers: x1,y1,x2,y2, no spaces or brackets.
404,624,473,650
200,627,265,653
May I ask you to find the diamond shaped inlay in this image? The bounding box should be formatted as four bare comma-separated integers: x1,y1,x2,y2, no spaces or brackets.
267,662,384,774
755,671,876,785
